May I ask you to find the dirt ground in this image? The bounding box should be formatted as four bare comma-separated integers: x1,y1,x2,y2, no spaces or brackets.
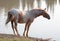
0,34,55,41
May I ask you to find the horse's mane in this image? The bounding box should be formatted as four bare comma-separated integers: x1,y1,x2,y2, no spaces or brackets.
32,8,47,12
32,8,43,10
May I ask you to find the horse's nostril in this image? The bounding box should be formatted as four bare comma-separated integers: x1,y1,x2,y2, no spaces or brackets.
48,17,50,20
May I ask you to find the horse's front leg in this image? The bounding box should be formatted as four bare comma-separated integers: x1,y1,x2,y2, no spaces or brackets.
11,21,15,35
26,22,32,37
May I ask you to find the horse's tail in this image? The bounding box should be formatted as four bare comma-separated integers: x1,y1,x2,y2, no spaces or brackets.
5,11,12,24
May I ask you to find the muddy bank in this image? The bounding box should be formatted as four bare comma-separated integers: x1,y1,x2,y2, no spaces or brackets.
0,34,55,41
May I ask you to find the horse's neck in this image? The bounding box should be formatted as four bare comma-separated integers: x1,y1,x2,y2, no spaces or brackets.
31,10,42,18
23,10,41,18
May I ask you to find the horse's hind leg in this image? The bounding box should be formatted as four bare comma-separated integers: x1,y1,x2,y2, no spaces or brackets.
11,21,16,35
23,22,28,36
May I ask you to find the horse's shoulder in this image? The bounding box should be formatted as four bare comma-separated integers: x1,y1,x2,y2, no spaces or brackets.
18,10,25,16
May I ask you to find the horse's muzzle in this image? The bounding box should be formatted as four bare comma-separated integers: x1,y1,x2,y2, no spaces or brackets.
48,17,50,20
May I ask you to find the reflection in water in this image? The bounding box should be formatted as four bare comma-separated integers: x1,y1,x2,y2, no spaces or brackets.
20,0,57,13
21,0,26,10
46,0,57,12
0,0,19,12
0,0,57,13
33,0,38,8
59,0,60,3
36,0,41,8
21,0,34,10
0,8,7,34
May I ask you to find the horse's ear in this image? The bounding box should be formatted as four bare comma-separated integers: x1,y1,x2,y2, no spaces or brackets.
44,8,46,10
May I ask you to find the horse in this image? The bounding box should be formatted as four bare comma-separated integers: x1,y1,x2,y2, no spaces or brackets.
5,8,50,37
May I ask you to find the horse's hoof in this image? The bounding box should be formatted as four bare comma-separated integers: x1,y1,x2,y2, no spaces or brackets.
17,34,20,36
14,34,17,36
26,35,28,37
23,34,25,37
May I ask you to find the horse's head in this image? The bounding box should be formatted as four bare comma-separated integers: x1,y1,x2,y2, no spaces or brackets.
41,8,50,20
5,11,15,24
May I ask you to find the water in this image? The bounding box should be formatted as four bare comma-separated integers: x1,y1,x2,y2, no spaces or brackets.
0,0,60,41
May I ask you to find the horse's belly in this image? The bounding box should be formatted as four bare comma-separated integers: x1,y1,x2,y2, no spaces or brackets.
18,20,24,23
18,17,28,23
22,15,29,23
18,20,27,23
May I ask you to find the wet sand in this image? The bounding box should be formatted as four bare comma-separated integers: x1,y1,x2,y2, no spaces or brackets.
0,34,55,41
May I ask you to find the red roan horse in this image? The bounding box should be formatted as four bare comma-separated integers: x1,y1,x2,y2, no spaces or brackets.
5,8,50,37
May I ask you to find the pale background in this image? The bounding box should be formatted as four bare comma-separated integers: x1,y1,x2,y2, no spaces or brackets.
0,0,60,41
